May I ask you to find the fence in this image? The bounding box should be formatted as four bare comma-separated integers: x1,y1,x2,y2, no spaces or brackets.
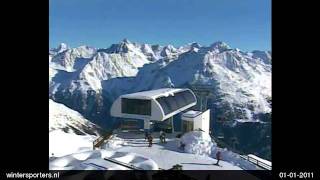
240,155,272,170
209,132,271,170
103,157,144,170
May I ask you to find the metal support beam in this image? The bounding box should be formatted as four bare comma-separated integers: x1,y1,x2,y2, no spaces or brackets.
199,95,203,111
144,119,150,132
171,116,174,133
204,96,208,111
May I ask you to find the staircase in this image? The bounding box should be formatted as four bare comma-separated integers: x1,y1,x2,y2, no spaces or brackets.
93,131,113,149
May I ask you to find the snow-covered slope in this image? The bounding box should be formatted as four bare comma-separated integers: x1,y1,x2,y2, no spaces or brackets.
49,130,264,170
49,40,153,93
49,99,102,136
49,129,96,158
49,99,102,157
180,131,259,170
49,99,105,158
78,50,149,90
50,45,96,72
49,67,57,83
97,131,258,170
49,43,69,56
50,149,159,170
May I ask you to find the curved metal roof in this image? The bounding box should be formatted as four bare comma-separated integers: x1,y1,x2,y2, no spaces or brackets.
111,88,197,121
120,88,184,99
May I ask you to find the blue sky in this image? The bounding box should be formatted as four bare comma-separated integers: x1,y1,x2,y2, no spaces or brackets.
49,0,271,51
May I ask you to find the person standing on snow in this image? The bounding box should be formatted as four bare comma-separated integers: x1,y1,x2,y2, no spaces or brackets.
214,151,222,166
148,134,153,147
180,142,185,150
162,131,166,143
159,130,163,143
160,130,166,143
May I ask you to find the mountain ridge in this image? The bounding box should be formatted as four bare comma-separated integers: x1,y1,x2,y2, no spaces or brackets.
49,39,271,160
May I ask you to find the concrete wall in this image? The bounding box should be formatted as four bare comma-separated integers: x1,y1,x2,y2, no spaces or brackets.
192,109,210,134
200,109,210,134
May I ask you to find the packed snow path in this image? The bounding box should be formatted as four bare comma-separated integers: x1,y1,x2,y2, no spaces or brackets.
106,131,241,170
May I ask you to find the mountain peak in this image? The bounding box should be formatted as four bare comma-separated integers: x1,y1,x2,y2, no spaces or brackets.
58,43,68,51
190,42,201,48
163,44,176,51
122,38,131,44
105,39,132,54
51,43,69,53
210,41,230,51
160,45,177,57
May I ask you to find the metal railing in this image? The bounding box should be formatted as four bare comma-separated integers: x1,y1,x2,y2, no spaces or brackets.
209,132,271,170
240,155,272,170
103,157,144,170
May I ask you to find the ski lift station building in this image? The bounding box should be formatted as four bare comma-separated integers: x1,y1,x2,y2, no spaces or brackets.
110,88,197,122
111,88,210,133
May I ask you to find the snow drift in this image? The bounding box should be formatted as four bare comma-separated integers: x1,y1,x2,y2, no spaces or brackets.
49,129,96,158
102,135,127,149
180,131,215,156
49,149,159,170
180,131,258,170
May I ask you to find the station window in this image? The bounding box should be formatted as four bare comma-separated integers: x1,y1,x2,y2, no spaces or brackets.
121,98,151,115
156,90,196,115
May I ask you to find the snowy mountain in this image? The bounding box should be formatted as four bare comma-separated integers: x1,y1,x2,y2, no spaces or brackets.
49,43,69,55
102,41,271,121
251,50,272,65
49,39,271,160
49,99,106,157
49,40,154,93
50,45,96,72
49,99,103,136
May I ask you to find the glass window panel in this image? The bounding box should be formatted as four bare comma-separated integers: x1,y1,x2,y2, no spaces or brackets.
156,90,196,115
157,97,170,115
121,98,151,115
175,92,187,108
181,90,196,104
166,96,178,112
